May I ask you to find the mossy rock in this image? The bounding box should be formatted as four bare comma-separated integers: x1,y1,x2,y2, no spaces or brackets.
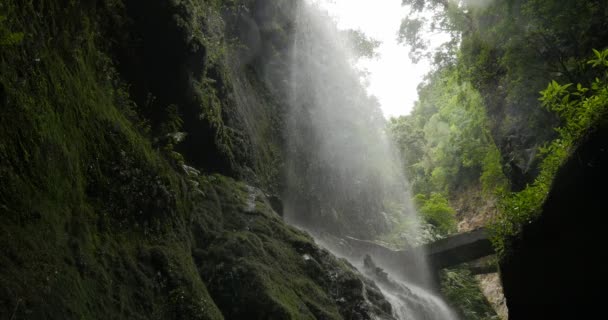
0,1,396,319
191,176,395,320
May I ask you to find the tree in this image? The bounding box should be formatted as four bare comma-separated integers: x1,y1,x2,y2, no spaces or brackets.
343,29,381,59
491,49,608,255
414,193,456,235
399,0,608,190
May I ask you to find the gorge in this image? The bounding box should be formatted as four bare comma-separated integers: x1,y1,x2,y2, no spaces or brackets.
1,0,607,319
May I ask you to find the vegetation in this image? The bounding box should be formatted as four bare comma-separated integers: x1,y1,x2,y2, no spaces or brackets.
391,0,608,316
0,1,396,319
0,15,23,46
490,50,608,254
1,0,607,317
413,193,456,235
0,1,221,317
440,267,499,320
392,0,608,251
387,64,503,318
388,66,505,237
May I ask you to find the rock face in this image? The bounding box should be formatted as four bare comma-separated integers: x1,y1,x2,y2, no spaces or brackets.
454,185,500,233
500,122,608,319
0,1,398,319
192,177,396,320
452,186,508,319
475,273,508,320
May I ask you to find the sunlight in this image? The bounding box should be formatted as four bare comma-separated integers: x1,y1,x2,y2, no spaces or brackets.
317,0,449,118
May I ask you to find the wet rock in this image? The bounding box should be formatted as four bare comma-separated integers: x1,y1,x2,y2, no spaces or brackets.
500,122,608,319
193,176,397,320
267,194,284,217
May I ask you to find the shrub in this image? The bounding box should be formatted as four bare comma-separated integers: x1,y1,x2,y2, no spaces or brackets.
490,49,608,255
414,193,457,235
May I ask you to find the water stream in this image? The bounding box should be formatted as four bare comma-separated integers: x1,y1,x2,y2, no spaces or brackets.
284,1,458,319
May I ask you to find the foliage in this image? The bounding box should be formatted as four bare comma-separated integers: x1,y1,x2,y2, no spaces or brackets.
401,0,608,191
394,1,608,316
388,65,503,316
378,200,442,247
480,145,508,194
490,49,608,255
0,0,400,319
440,267,499,320
343,29,381,59
396,0,608,254
0,15,23,46
414,193,457,235
389,66,506,203
398,0,463,63
0,0,227,317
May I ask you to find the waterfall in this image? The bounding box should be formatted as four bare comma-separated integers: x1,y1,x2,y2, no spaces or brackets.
284,1,458,319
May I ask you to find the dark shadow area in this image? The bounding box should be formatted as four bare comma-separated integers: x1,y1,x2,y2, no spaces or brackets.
0,82,6,107
111,0,232,174
500,120,608,319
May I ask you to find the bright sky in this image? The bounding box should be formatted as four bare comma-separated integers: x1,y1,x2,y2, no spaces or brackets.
317,0,441,118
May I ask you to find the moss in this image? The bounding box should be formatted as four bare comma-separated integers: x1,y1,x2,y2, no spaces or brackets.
192,175,392,320
0,1,223,318
0,1,397,319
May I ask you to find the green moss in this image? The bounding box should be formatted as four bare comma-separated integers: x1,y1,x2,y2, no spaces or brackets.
0,1,223,318
0,1,396,319
192,175,394,320
0,15,23,46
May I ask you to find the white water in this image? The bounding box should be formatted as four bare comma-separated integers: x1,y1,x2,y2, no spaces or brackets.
313,235,458,320
285,1,458,319
381,282,457,320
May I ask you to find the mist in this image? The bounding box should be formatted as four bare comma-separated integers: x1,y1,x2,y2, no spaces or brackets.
283,1,458,319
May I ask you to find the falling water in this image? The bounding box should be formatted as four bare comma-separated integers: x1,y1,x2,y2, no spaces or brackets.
284,1,458,319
